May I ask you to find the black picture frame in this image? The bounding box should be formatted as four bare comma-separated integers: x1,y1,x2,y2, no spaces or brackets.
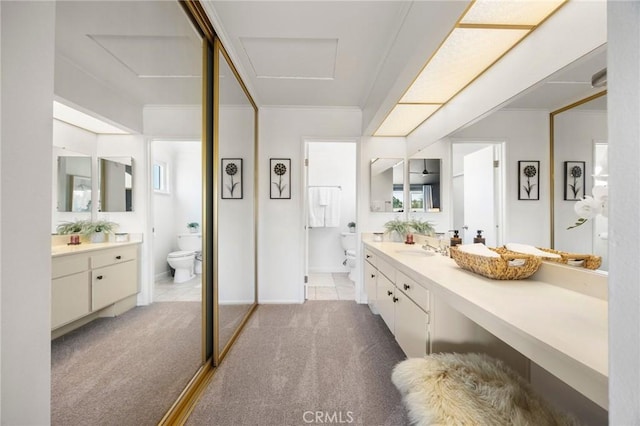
221,158,243,199
518,160,540,200
270,158,291,199
564,161,586,201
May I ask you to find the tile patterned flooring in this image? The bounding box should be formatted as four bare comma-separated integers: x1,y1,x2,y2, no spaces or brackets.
306,272,355,301
154,274,202,302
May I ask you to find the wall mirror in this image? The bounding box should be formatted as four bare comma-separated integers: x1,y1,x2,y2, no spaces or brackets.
551,92,608,271
370,158,404,212
98,157,133,212
407,159,441,212
56,155,92,212
215,41,258,361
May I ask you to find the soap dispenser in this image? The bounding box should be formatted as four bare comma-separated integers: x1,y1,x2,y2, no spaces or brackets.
449,230,462,248
473,230,485,244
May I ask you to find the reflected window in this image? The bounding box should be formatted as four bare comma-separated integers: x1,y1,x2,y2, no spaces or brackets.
153,161,169,193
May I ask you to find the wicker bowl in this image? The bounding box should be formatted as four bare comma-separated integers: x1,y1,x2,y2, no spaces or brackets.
534,247,602,270
450,246,541,280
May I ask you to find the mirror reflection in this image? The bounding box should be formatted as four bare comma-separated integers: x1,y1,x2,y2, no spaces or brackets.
99,157,133,212
57,156,92,212
217,45,257,356
552,93,608,270
370,158,404,212
408,159,441,212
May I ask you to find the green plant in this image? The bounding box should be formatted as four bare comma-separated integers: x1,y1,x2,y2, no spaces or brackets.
409,218,435,235
85,220,117,235
383,218,411,239
56,220,91,235
347,221,356,229
187,222,200,229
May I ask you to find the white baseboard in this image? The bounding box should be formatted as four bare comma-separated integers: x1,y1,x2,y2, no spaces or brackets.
154,270,170,281
308,267,350,274
219,299,255,305
258,299,304,304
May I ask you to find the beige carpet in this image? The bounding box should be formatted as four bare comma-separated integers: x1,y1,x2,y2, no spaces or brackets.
187,301,409,425
51,302,202,426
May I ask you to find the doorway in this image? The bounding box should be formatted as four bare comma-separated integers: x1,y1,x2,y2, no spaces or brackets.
452,142,505,246
303,140,357,301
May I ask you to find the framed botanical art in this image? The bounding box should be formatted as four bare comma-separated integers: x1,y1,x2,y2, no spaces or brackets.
270,158,291,199
518,160,539,200
221,158,243,199
564,161,586,201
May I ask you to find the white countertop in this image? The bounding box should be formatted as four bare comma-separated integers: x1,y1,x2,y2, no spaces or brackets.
364,241,608,408
51,240,141,258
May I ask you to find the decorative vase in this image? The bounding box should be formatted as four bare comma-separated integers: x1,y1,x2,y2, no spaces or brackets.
189,227,199,234
91,232,106,243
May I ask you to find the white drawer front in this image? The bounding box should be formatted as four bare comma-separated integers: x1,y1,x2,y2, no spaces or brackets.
364,248,376,266
52,254,90,279
91,245,137,269
376,256,396,284
396,271,430,312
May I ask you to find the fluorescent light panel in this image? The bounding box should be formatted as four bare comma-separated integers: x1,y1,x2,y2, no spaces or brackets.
374,104,441,137
374,0,566,137
53,101,129,134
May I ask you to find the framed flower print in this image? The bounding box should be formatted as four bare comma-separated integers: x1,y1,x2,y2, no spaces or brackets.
222,158,242,199
270,158,291,199
564,161,586,201
518,160,539,200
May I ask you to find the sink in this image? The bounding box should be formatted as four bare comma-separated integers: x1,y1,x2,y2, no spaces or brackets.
394,248,435,257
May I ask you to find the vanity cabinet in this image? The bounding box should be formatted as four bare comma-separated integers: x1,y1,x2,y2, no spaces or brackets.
52,243,139,334
364,249,377,311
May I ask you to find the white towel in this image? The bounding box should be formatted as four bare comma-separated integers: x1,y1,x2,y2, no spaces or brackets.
324,187,341,227
308,188,325,227
317,187,331,206
457,243,500,258
505,243,561,259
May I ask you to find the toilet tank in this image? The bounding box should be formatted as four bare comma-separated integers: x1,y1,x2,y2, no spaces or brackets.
340,232,357,251
177,233,202,251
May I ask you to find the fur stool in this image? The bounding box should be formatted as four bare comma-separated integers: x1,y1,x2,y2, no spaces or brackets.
391,353,578,426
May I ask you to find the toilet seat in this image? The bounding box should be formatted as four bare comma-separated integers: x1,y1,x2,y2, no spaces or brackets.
345,249,356,257
167,250,195,259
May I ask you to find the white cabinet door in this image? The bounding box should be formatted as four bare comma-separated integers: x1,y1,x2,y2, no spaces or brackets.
52,271,91,329
395,291,429,358
364,261,377,311
92,260,138,311
376,273,395,334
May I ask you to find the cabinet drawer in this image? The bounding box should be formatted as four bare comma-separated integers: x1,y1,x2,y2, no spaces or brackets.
364,261,377,308
52,254,89,279
396,271,430,312
376,256,396,283
363,248,376,266
91,245,137,269
92,260,138,311
52,271,91,329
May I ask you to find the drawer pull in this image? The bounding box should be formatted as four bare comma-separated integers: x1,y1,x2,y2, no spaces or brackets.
96,275,103,280
393,297,398,303
366,254,371,259
371,274,376,278
116,255,122,260
403,283,410,290
387,290,393,296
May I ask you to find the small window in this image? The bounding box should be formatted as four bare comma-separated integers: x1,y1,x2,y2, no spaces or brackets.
153,161,169,193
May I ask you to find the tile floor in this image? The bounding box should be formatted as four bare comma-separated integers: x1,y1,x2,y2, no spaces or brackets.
154,274,202,302
306,272,355,301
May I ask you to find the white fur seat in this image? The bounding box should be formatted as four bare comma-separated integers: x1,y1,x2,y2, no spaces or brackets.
392,353,578,426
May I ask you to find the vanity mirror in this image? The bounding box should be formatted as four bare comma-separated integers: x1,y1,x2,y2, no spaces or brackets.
551,92,608,270
370,158,404,212
98,157,133,212
57,155,92,212
408,159,441,212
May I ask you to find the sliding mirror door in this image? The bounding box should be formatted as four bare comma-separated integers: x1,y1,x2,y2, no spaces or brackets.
214,40,258,363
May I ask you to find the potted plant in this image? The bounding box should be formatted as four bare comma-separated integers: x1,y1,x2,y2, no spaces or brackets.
383,218,411,242
85,220,118,243
56,220,91,235
187,222,200,233
347,221,356,233
409,218,435,236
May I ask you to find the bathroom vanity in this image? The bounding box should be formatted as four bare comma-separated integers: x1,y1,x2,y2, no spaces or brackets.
363,239,608,411
51,241,141,338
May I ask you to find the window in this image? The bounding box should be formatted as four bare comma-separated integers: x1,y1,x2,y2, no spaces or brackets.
153,161,169,193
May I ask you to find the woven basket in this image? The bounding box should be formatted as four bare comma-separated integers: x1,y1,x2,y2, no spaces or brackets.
450,246,541,280
534,247,602,270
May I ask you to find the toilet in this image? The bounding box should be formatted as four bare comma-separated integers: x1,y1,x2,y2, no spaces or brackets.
340,232,357,281
167,233,202,283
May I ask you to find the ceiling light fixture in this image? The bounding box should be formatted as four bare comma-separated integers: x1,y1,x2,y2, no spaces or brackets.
374,0,566,137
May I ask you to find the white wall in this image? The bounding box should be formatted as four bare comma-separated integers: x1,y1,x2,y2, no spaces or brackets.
219,106,254,303
608,2,640,422
307,142,356,274
152,141,177,278
451,110,551,247
0,2,54,422
259,107,361,303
